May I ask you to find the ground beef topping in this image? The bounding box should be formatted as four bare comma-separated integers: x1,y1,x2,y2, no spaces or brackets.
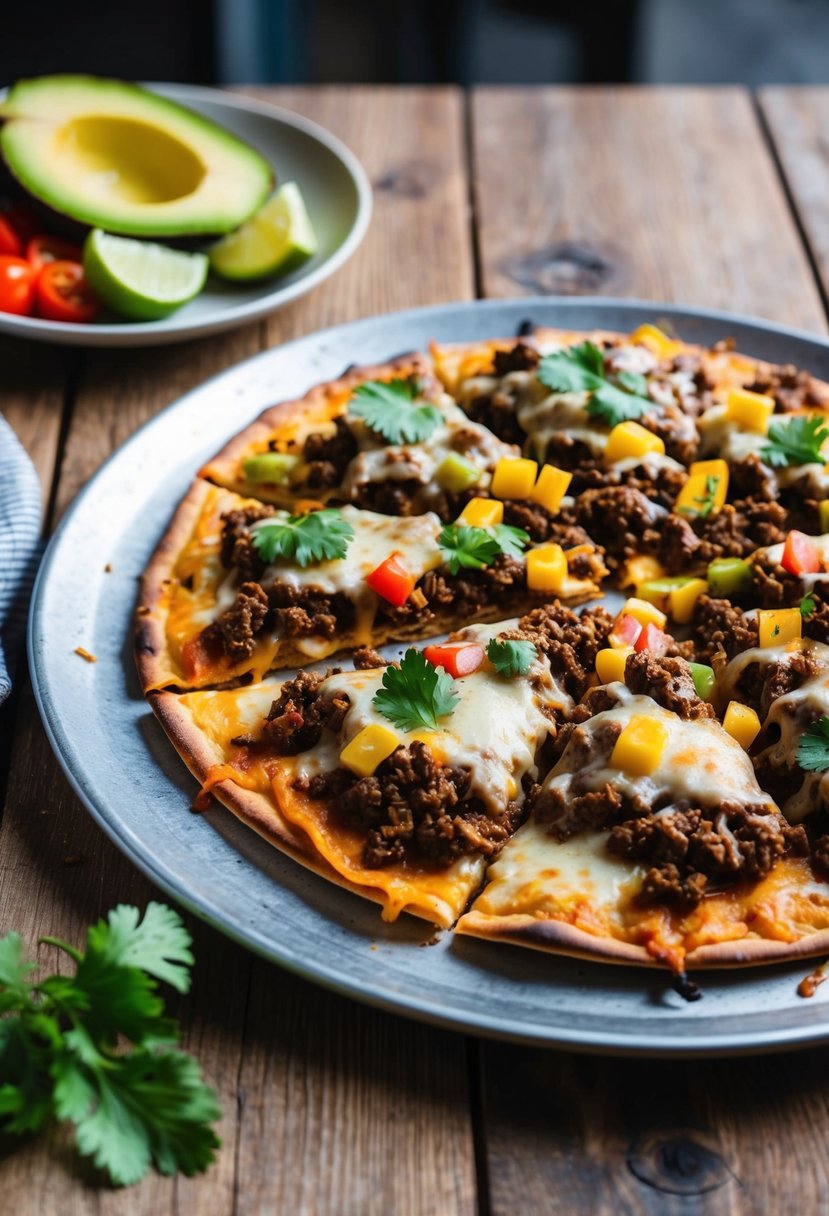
572,486,663,565
258,670,348,754
745,363,828,413
219,505,275,582
492,342,540,376
623,652,715,721
304,741,522,869
505,601,615,701
691,596,759,666
658,499,788,574
302,415,358,489
203,581,269,661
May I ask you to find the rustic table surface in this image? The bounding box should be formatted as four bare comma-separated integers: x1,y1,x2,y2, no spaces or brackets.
4,84,829,1215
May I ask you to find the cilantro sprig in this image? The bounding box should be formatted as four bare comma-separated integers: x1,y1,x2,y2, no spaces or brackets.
801,594,816,619
797,716,829,772
537,341,653,427
438,522,529,574
761,415,829,468
349,378,443,444
486,637,537,677
251,509,354,567
0,904,219,1187
372,649,459,732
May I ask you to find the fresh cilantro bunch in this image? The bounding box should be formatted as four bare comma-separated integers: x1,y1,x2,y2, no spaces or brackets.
797,716,829,772
373,649,459,731
349,378,443,444
537,341,653,427
761,415,829,467
486,637,537,677
251,508,354,567
438,522,529,574
0,903,220,1187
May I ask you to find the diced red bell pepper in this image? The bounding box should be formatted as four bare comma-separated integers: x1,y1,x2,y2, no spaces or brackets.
634,621,670,656
366,553,416,607
781,529,821,577
423,642,484,678
610,613,642,648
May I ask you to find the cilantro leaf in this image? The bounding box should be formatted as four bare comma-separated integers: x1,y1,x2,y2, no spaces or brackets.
0,904,220,1187
438,523,529,574
801,594,816,619
797,716,829,772
372,649,459,732
349,378,442,444
537,341,653,427
251,509,354,567
486,638,537,677
761,415,829,468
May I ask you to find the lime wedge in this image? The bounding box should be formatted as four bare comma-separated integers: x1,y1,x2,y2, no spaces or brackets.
82,229,208,321
208,182,318,282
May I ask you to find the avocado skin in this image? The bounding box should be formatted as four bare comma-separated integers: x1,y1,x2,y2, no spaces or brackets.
0,75,274,241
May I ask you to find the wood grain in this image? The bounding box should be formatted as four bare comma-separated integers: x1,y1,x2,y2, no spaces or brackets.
0,87,478,1214
0,337,73,512
471,86,826,331
470,85,829,1216
759,87,829,314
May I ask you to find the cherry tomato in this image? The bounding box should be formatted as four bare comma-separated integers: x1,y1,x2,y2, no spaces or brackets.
781,529,821,577
0,216,22,257
0,256,36,315
366,553,416,606
26,234,84,272
424,642,484,678
609,612,642,649
634,621,670,656
35,260,100,323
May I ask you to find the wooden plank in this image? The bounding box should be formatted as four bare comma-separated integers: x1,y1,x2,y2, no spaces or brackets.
471,86,826,331
759,87,829,313
470,85,829,1216
0,87,478,1215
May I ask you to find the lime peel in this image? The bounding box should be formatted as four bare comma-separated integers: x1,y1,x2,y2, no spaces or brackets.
208,182,317,282
83,229,208,321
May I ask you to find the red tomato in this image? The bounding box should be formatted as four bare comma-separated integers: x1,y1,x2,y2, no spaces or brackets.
634,621,670,656
0,216,22,257
0,256,36,315
423,643,484,678
35,261,100,323
610,613,642,648
366,553,416,607
781,529,821,577
26,234,84,272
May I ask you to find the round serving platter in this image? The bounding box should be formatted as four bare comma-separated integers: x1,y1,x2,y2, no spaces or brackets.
28,297,829,1056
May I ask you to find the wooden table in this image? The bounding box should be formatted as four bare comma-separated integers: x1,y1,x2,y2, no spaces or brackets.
4,85,829,1215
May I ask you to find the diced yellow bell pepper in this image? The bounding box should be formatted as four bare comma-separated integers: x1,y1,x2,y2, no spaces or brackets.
458,497,504,528
619,553,665,592
605,421,665,463
408,730,448,765
491,456,538,500
620,596,667,629
674,458,729,518
726,387,775,434
339,724,400,777
722,701,761,750
530,464,572,514
669,577,708,624
611,714,669,776
820,499,829,534
628,324,677,358
526,544,568,592
596,646,632,685
758,607,802,648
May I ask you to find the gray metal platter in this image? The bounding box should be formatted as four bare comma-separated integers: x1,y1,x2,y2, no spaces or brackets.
28,297,829,1056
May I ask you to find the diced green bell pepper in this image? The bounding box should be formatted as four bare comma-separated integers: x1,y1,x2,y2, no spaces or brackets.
435,452,480,492
689,662,716,701
242,452,299,485
706,556,753,598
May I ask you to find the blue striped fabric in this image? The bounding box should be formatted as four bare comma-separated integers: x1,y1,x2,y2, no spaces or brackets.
0,414,42,704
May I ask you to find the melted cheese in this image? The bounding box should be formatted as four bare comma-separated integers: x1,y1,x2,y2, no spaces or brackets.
698,404,829,495
543,688,771,820
721,642,829,822
296,621,563,814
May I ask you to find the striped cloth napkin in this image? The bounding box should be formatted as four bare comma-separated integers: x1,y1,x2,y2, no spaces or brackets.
0,414,42,704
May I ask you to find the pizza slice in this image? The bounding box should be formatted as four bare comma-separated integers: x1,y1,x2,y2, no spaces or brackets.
136,480,607,691
148,604,616,926
457,651,829,973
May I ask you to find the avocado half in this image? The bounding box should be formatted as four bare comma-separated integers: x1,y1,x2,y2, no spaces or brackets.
0,75,274,239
